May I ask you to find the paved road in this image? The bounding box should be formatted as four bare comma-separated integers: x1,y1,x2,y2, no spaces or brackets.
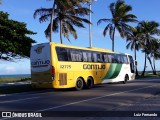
0,77,160,120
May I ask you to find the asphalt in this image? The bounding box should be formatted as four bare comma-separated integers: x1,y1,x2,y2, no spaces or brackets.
62,77,160,120
80,93,160,120
79,77,160,120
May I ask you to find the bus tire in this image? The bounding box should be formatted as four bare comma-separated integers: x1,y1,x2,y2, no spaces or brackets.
75,77,84,91
86,77,94,89
123,75,129,84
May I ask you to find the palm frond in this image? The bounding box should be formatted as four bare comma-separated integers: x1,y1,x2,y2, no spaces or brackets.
44,17,59,38
109,2,115,17
38,14,51,23
33,8,52,19
97,19,111,25
103,23,113,37
65,21,77,39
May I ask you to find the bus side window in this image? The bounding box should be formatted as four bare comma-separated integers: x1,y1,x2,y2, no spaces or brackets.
56,47,68,61
107,54,112,63
70,49,76,61
70,49,82,62
117,55,122,63
113,54,118,63
119,55,124,63
77,50,83,62
111,54,115,63
103,54,109,63
87,52,92,62
82,51,88,62
97,53,103,62
93,53,97,62
67,48,71,61
122,55,128,64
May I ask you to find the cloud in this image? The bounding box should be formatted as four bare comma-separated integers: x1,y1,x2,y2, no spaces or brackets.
0,65,17,75
0,59,30,75
5,66,17,73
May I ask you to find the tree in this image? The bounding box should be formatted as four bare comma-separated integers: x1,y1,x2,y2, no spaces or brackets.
34,0,90,43
138,21,160,76
145,38,160,75
0,11,36,61
126,26,142,76
152,39,160,73
34,5,91,44
97,0,137,51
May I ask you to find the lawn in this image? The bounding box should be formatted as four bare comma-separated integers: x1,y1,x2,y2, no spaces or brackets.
0,84,35,95
0,77,31,83
135,72,160,79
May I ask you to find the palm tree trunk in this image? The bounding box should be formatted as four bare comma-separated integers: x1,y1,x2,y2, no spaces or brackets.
60,20,63,44
153,57,157,75
112,27,116,52
147,55,155,75
141,52,147,76
134,44,139,76
50,1,56,42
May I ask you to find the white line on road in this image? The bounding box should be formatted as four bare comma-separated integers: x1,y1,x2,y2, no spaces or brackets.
0,96,40,104
135,80,160,82
36,85,156,112
0,94,6,97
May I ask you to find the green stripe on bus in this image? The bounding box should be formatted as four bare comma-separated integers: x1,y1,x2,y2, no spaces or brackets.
103,63,122,80
103,64,117,79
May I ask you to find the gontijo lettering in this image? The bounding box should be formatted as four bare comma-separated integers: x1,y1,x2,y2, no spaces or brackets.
31,60,50,68
83,64,105,69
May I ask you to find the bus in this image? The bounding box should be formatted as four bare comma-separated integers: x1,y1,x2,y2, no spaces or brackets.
30,42,135,90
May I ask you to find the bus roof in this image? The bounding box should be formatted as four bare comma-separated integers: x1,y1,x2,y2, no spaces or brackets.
35,42,130,55
50,42,113,53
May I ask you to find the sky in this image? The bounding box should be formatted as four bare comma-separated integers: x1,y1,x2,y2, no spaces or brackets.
0,0,160,75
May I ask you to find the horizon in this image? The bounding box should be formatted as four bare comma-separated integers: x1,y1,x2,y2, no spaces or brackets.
0,0,160,75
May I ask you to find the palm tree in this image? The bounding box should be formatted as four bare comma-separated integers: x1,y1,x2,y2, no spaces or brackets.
153,39,160,73
97,0,137,51
126,26,142,76
138,21,160,76
147,39,160,75
145,41,157,75
34,0,90,42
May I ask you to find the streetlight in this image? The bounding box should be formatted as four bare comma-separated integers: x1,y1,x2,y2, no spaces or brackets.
88,0,97,48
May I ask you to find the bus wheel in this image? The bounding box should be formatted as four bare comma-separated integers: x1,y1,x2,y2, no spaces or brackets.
75,78,84,91
123,75,129,84
86,77,94,89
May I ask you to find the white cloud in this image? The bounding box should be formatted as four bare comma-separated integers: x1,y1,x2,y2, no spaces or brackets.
5,66,17,73
0,59,30,75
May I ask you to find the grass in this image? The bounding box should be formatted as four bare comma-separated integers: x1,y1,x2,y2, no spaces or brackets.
0,77,31,83
0,84,45,95
135,72,160,79
0,77,33,95
0,84,33,94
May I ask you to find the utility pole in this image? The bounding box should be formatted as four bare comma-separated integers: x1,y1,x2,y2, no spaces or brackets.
88,0,97,48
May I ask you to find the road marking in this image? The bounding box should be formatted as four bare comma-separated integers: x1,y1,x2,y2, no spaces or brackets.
0,94,6,97
135,80,160,82
36,85,156,112
0,96,40,104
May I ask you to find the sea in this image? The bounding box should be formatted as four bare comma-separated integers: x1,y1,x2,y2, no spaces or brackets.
0,74,31,78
